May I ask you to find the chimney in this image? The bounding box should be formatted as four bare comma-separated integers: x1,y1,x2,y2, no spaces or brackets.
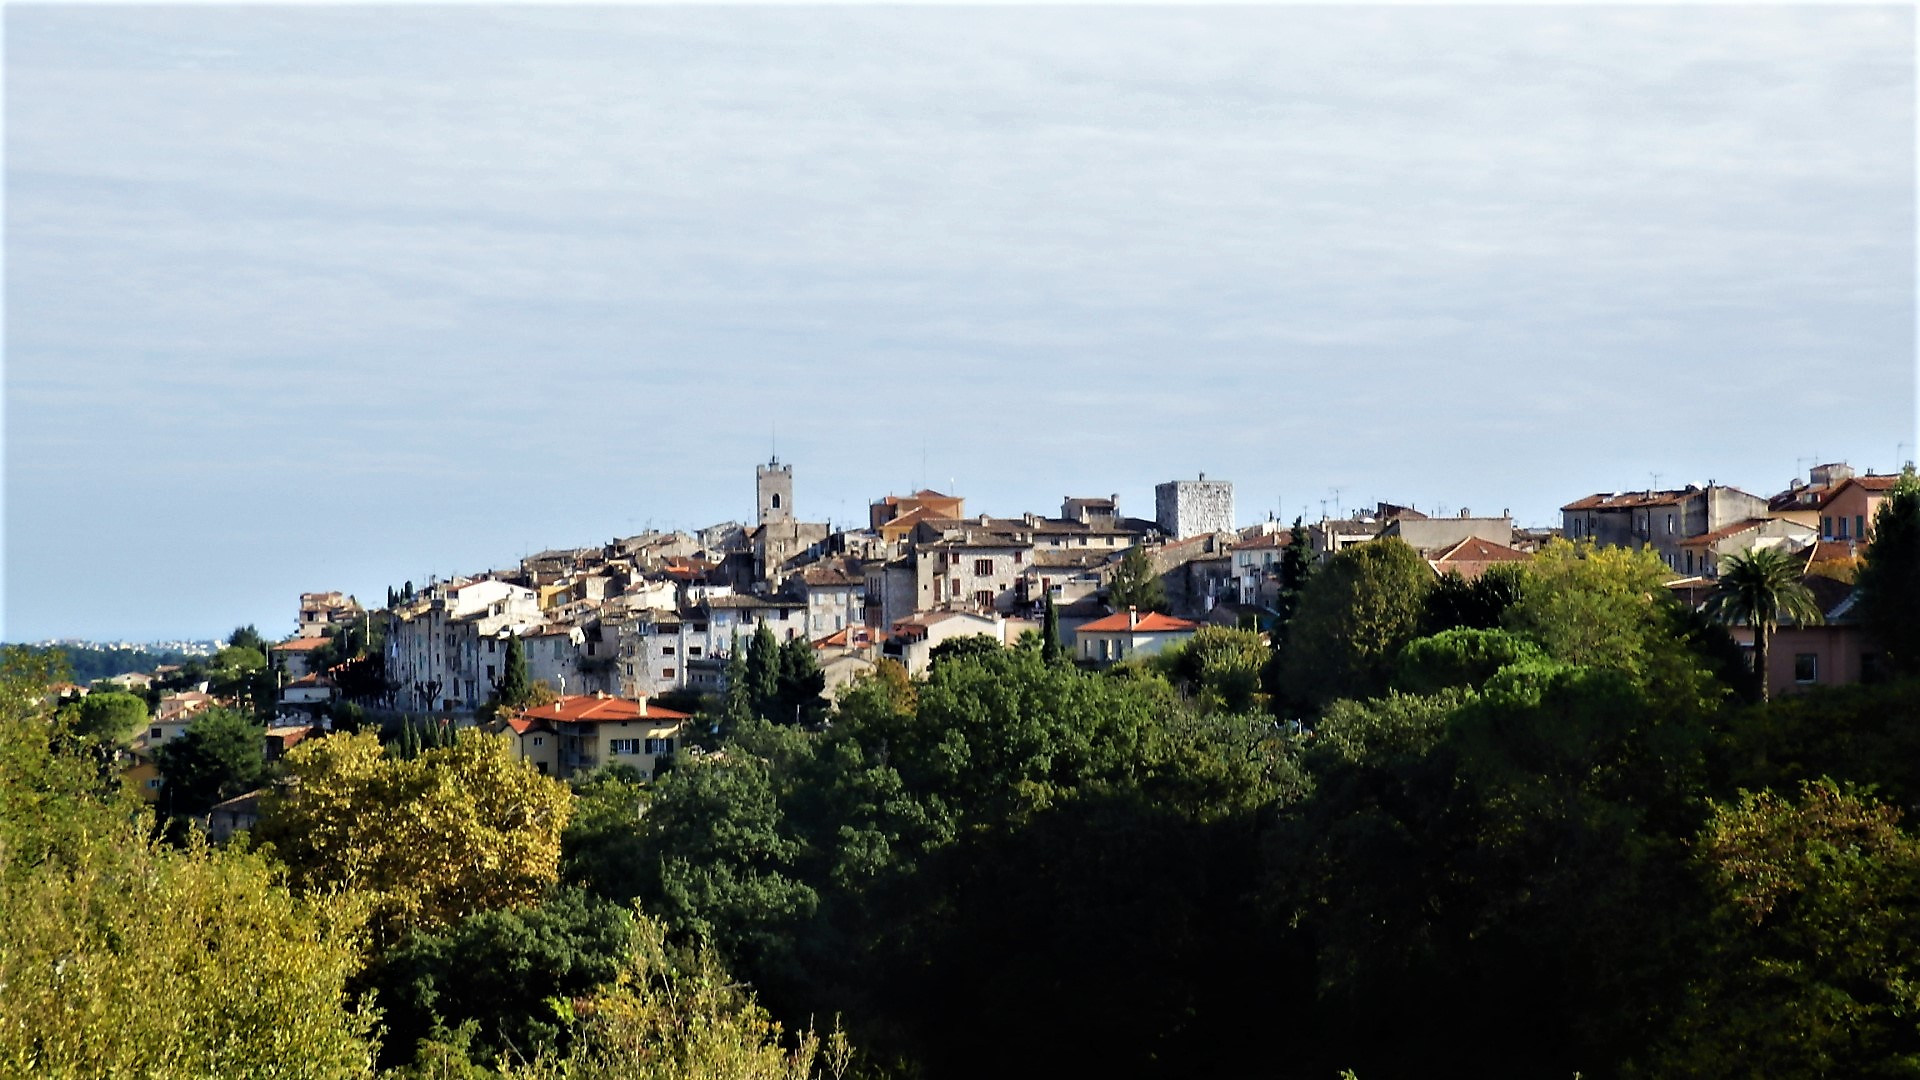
1128,605,1139,629
1459,507,1470,518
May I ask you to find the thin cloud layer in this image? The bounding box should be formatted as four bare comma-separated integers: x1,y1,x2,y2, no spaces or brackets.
5,6,1912,639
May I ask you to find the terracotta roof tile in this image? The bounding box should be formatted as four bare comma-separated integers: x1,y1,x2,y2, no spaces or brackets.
1077,611,1198,634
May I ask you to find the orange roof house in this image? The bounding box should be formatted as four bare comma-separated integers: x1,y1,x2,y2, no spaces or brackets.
1426,536,1533,581
1075,609,1198,664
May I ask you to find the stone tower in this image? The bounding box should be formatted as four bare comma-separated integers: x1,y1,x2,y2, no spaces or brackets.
1155,473,1235,539
756,457,793,526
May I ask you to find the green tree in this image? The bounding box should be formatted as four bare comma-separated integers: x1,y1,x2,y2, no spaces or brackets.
0,647,378,1079
1280,537,1434,709
496,633,534,710
1503,538,1721,710
61,689,149,745
636,753,818,974
1641,780,1920,1079
1392,627,1546,696
744,622,782,720
1107,545,1168,613
1041,595,1065,663
1158,626,1267,713
153,706,266,816
775,636,827,726
1856,464,1920,676
372,888,637,1070
228,624,266,653
1704,546,1824,700
495,918,829,1080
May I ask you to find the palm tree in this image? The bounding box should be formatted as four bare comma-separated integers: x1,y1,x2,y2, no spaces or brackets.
1705,546,1825,700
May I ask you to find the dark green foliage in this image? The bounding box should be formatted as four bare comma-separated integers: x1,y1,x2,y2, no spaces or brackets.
560,769,651,904
1393,627,1545,695
775,637,827,726
1638,781,1920,1079
1281,537,1433,708
925,633,1001,671
1421,563,1525,634
1856,465,1920,676
1041,596,1064,663
494,634,533,711
59,691,148,745
227,625,266,653
1159,626,1267,713
1722,679,1920,808
153,706,266,816
1107,544,1168,613
369,888,635,1069
744,622,781,718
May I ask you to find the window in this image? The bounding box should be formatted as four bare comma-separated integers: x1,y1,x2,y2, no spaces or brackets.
488,638,497,653
974,559,994,576
771,493,781,508
1013,551,1024,564
974,590,993,608
1794,653,1819,684
1667,514,1676,534
532,736,544,747
662,667,675,679
486,665,495,680
609,738,640,755
150,727,162,739
1685,551,1694,573
1838,517,1850,539
933,578,944,601
147,778,162,789
1822,516,1833,539
688,646,702,657
949,551,962,565
1857,514,1866,540
662,646,676,656
645,737,675,755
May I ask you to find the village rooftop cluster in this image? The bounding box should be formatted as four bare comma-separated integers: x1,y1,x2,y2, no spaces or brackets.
82,456,1903,808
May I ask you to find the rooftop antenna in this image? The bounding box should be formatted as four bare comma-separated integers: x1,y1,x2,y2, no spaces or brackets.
1329,486,1344,520
1648,471,1662,493
770,421,777,464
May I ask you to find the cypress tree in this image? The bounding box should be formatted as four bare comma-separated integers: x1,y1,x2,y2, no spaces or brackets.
745,621,781,720
1042,595,1064,663
776,637,827,725
497,634,532,710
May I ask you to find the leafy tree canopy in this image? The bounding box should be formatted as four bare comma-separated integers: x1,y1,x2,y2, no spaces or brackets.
153,705,266,816
257,730,572,940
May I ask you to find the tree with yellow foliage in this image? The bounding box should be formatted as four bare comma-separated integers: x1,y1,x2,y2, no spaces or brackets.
257,730,572,939
0,647,378,1078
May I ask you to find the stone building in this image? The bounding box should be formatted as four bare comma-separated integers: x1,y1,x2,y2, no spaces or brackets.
1156,475,1235,539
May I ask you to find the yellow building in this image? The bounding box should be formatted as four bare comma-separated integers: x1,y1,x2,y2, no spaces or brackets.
503,693,689,779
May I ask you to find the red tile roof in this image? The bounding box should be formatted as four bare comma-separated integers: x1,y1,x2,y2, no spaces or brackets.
1676,518,1770,549
1077,611,1198,634
272,637,332,651
1561,490,1689,511
513,693,690,725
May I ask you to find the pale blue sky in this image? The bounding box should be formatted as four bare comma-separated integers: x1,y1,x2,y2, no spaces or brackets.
6,5,1915,641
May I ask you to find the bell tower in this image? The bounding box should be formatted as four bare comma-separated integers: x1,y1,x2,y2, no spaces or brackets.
756,457,793,526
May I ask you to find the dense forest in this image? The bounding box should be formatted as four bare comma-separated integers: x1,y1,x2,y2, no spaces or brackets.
3,473,1918,1078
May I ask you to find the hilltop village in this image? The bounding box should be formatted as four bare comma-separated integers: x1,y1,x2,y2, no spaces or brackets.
26,455,1920,1078
69,455,1898,802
